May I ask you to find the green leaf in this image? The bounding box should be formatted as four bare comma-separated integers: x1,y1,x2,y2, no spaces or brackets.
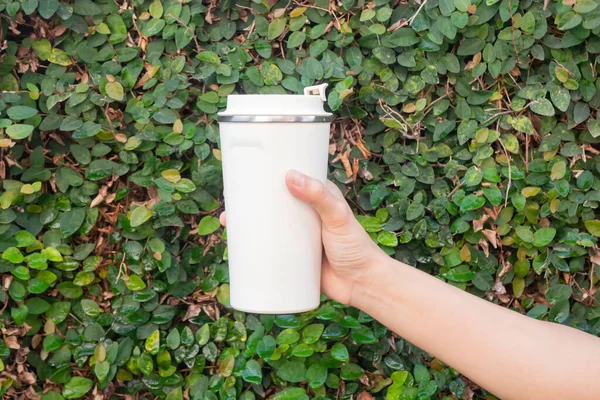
460,194,485,211
574,102,590,124
62,377,94,399
287,31,306,48
356,216,382,232
48,48,71,66
166,329,180,349
331,343,349,362
276,328,300,344
454,0,470,12
511,116,534,134
125,274,146,291
149,0,163,18
197,51,220,64
464,166,483,186
7,106,38,120
80,299,101,317
551,160,566,180
377,230,398,247
3,247,24,264
585,220,600,237
277,360,306,382
533,228,556,247
557,11,582,30
551,86,570,112
340,363,364,380
11,304,28,325
59,208,86,238
43,334,64,352
95,361,110,381
242,359,262,384
39,0,59,19
360,9,376,21
521,11,536,33
530,98,554,116
106,81,124,101
197,216,220,235
306,363,327,388
268,18,287,40
273,388,309,400
12,266,30,280
72,122,101,138
302,324,324,344
6,124,34,139
130,206,153,227
457,38,485,55
145,330,160,355
546,284,572,304
352,326,377,344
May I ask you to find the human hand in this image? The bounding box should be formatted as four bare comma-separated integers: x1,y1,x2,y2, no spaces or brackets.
220,170,385,306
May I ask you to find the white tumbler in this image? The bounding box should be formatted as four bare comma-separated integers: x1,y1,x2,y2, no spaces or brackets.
217,85,332,314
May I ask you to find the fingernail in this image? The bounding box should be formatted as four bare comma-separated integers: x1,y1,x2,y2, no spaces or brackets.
288,170,306,188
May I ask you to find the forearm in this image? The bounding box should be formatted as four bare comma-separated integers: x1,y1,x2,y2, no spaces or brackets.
353,254,600,400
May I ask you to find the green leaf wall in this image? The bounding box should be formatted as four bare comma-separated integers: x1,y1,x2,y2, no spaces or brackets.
1,0,600,399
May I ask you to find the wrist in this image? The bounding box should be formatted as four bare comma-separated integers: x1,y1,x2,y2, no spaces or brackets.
349,249,396,310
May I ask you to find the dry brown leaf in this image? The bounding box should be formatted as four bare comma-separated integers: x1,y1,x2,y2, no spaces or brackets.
478,238,489,257
484,206,502,221
53,24,67,37
402,103,417,113
481,229,498,248
498,261,512,278
20,371,37,384
357,391,375,400
23,385,40,399
387,18,408,32
356,139,371,159
136,64,160,88
352,158,360,181
5,336,20,349
329,142,337,155
90,186,108,208
146,186,161,209
272,8,286,18
473,214,489,232
31,334,42,349
358,374,370,386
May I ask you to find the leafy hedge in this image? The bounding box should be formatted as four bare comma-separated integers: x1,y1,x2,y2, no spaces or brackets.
1,0,600,398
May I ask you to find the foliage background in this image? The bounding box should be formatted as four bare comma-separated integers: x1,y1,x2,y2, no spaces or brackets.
1,0,600,398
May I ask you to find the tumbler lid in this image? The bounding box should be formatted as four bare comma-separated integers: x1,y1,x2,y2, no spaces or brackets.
217,83,333,123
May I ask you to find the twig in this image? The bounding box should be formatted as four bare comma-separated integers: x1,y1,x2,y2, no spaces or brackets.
408,0,428,26
525,132,529,171
482,109,515,125
422,93,449,116
103,105,115,133
377,99,412,135
115,245,128,282
497,137,512,208
507,2,520,64
169,15,203,53
446,181,465,199
554,60,576,77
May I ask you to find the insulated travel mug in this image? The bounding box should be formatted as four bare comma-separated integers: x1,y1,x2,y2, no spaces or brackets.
217,84,332,314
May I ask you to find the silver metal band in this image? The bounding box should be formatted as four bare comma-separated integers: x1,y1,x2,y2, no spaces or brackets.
217,115,333,123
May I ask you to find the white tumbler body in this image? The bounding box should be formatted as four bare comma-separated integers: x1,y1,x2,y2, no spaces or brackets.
218,95,331,314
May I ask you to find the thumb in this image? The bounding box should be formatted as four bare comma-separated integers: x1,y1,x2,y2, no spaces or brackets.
286,170,350,229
